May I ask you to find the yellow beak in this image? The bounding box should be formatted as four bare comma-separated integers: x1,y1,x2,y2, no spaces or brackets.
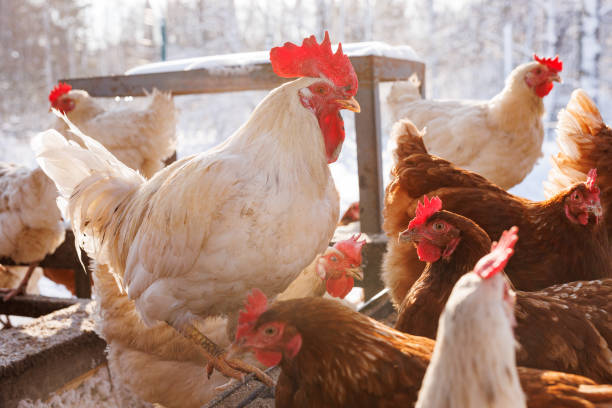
347,267,364,281
550,73,562,83
336,96,361,113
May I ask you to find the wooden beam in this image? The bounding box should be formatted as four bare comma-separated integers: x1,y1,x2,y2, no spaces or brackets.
61,56,425,97
0,301,106,407
0,294,78,318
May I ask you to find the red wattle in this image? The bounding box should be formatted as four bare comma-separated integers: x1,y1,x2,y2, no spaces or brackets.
326,275,354,298
255,349,283,367
416,241,442,262
534,81,554,97
578,213,589,225
317,110,345,163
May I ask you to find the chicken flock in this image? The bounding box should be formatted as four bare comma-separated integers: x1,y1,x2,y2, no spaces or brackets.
0,31,611,407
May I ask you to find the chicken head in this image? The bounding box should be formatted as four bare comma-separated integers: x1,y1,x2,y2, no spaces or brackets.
233,289,302,367
524,54,563,98
316,234,366,298
564,168,603,225
398,196,461,263
270,31,360,163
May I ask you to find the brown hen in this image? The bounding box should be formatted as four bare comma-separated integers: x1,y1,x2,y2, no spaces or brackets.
383,119,611,305
394,198,612,382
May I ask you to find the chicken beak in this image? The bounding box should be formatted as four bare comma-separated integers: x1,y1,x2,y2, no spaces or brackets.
347,267,364,281
587,202,603,219
549,73,562,83
336,96,361,113
398,228,418,244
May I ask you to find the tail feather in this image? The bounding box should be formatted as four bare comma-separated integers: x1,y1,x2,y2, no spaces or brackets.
33,113,144,262
387,73,422,122
544,89,605,198
391,119,429,164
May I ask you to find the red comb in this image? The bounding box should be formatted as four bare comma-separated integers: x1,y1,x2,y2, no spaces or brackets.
238,288,268,326
408,196,443,230
270,31,358,94
586,168,600,194
474,227,518,279
49,82,72,104
533,54,563,72
334,234,366,264
235,288,268,340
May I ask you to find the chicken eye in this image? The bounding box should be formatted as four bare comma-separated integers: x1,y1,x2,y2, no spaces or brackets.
432,222,445,231
264,326,278,336
330,255,338,262
572,192,581,200
535,68,542,74
316,85,328,95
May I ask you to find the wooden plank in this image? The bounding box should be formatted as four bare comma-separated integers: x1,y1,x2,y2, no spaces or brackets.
371,57,425,84
61,56,424,97
0,301,106,407
354,57,384,234
0,294,78,318
63,62,284,97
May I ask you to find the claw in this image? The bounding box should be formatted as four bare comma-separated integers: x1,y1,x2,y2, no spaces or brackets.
214,378,238,392
1,262,39,302
177,323,275,387
2,286,25,302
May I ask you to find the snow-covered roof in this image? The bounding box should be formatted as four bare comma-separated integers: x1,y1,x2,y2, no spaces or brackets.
125,42,421,75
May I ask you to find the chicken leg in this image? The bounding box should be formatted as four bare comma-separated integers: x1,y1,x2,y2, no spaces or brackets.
0,314,12,329
1,262,39,302
178,323,275,387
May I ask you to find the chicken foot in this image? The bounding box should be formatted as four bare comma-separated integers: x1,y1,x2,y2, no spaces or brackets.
178,323,275,388
0,315,12,329
1,262,39,302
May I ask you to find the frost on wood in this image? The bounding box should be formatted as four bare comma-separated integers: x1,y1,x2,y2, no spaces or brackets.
125,42,422,75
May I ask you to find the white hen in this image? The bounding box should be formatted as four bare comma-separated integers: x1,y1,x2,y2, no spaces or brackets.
0,163,65,300
387,55,563,189
49,84,177,178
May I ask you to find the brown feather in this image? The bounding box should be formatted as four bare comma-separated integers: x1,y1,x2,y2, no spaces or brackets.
519,367,612,408
253,297,612,407
394,210,612,382
383,119,611,307
545,89,612,246
255,297,433,408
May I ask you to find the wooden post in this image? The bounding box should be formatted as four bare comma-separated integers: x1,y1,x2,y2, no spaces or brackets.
354,58,384,234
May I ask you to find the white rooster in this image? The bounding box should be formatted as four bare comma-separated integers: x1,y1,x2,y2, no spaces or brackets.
34,32,360,384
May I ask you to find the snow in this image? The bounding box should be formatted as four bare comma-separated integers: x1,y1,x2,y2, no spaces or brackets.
125,41,421,75
39,276,73,298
